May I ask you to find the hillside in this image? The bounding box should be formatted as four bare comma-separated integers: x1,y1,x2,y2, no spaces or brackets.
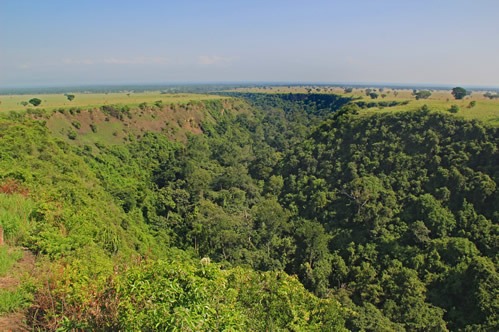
230,86,499,126
0,93,497,330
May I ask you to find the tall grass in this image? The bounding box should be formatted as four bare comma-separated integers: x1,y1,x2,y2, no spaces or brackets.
0,246,22,276
0,193,35,245
0,288,28,313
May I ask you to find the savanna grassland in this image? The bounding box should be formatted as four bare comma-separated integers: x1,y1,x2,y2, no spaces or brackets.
0,91,228,112
230,86,499,125
0,87,497,331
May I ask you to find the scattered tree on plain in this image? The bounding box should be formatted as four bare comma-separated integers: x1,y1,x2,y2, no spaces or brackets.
414,90,432,100
29,98,42,106
451,87,467,100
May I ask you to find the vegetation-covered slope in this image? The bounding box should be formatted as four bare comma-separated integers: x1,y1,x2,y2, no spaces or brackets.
0,93,497,330
278,106,498,330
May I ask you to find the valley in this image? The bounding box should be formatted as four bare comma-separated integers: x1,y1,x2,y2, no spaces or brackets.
0,89,497,330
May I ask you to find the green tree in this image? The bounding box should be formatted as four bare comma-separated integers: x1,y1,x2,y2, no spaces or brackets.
414,90,432,100
65,94,75,101
451,87,467,100
29,98,42,107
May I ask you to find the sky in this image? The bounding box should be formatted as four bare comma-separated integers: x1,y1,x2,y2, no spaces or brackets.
1,0,499,87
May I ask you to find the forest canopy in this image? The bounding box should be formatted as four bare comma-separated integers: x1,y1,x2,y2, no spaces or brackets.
0,93,497,331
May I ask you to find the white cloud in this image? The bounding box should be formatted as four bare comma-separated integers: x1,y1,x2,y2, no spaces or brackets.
63,58,95,65
198,55,234,65
103,57,171,65
62,56,171,66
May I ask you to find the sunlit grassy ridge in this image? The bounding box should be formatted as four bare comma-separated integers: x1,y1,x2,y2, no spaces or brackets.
230,86,499,126
0,92,228,112
0,93,247,147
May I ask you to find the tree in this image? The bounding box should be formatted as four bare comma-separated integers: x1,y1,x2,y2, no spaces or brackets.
65,94,75,101
369,92,379,99
29,98,42,107
483,92,499,99
414,90,432,100
451,87,467,100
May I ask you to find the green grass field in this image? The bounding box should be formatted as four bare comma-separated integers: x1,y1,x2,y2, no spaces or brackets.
0,92,228,113
230,86,499,126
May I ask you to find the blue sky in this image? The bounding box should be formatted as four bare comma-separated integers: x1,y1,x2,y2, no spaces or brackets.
1,0,499,87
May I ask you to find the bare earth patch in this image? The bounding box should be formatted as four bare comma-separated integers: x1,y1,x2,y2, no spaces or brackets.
0,311,28,332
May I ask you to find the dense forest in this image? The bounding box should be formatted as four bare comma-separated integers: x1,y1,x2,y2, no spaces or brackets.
0,93,497,331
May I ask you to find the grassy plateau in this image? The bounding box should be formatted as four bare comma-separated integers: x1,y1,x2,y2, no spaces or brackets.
230,86,499,126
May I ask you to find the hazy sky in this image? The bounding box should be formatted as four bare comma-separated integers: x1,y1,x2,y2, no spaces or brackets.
1,0,499,87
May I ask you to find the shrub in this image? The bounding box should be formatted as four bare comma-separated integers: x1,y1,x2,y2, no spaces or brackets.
448,105,459,113
67,129,77,140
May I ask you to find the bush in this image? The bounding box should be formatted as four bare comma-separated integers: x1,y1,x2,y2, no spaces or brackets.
448,105,460,113
67,129,77,140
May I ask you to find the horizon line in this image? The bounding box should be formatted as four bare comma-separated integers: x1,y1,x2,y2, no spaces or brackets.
1,81,498,93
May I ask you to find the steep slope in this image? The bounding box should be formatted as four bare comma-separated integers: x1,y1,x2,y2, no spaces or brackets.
278,107,499,330
0,98,348,330
1,94,497,330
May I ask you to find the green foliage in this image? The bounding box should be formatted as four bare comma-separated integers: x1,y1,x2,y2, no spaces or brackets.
0,193,35,245
449,104,460,113
414,90,432,100
278,107,498,330
484,91,499,99
452,87,467,100
71,120,81,129
1,95,497,331
0,288,30,313
67,128,77,139
28,98,42,107
28,255,347,331
0,246,22,276
354,100,409,109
